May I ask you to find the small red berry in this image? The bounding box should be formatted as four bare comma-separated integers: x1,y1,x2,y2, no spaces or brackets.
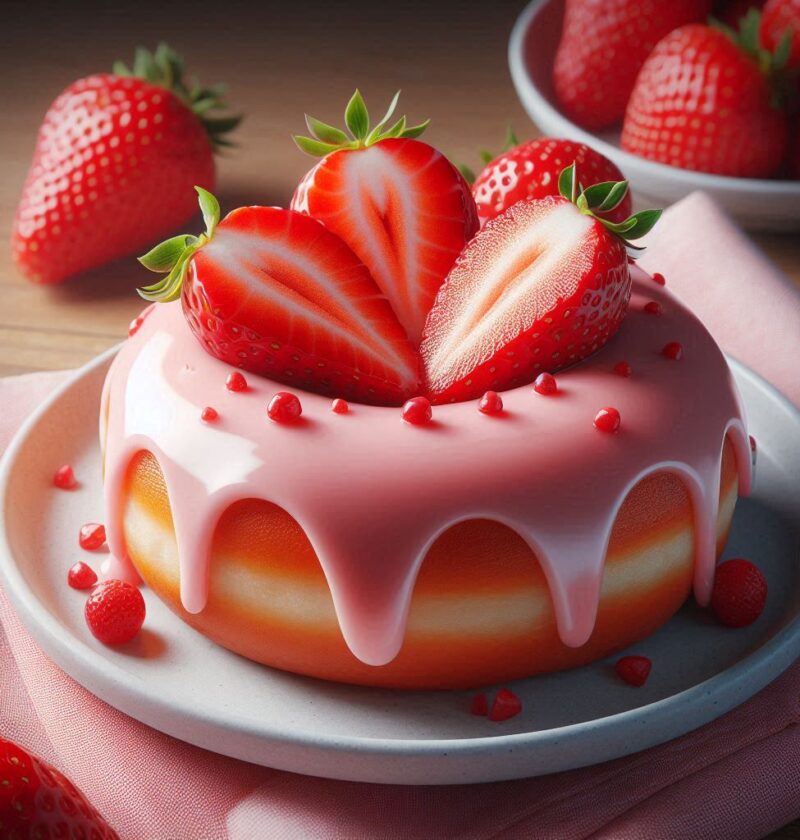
643,301,663,315
128,316,144,337
53,464,77,490
67,562,97,590
200,406,218,422
710,559,768,628
615,655,652,687
651,272,666,286
402,396,433,425
79,523,106,551
267,391,302,423
594,407,621,433
226,371,248,392
662,341,683,360
478,391,503,415
613,361,632,377
470,692,488,716
533,372,558,395
331,398,349,414
488,688,522,722
84,580,145,645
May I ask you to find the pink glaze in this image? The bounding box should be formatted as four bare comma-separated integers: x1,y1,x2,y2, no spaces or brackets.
100,268,751,667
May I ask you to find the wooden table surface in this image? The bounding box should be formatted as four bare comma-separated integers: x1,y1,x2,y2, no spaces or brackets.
1,1,798,836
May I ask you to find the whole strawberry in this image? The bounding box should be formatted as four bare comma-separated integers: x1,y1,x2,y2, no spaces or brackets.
0,736,118,838
553,0,713,130
760,0,800,70
12,44,239,285
472,137,632,227
621,24,788,177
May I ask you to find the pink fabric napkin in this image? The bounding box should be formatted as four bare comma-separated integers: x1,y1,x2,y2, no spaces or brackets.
1,192,799,839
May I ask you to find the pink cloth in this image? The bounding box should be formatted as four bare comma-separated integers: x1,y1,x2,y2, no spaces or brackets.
1,193,799,839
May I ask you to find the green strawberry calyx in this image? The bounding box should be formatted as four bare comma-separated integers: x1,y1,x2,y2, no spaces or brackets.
293,90,430,157
114,43,241,150
558,163,661,254
137,187,219,302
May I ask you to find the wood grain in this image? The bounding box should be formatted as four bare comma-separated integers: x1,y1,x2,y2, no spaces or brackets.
1,2,798,835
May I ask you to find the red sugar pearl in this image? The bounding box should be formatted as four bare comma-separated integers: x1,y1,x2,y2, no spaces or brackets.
79,523,106,551
488,688,523,722
331,398,349,414
268,391,302,423
594,407,621,433
402,396,433,425
533,372,558,395
226,371,248,392
613,361,632,377
68,561,97,590
662,341,683,360
53,464,77,490
128,316,144,337
615,655,652,687
470,692,489,716
651,272,666,286
200,406,218,423
643,301,663,315
478,391,503,415
85,580,145,645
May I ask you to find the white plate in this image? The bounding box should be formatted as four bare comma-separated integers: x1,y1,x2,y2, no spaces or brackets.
1,349,799,784
508,0,800,232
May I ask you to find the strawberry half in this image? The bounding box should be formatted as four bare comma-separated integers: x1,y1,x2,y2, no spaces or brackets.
290,91,479,345
138,189,420,406
420,168,660,404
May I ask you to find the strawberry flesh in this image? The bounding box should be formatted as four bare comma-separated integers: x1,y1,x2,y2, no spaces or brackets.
184,206,420,406
420,196,630,403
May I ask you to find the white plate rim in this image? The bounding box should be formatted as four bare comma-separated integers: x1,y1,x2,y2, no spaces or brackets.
1,349,799,775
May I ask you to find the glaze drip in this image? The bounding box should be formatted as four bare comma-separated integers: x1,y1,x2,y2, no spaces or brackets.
102,269,751,666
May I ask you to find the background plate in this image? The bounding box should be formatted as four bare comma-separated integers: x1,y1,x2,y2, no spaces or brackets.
1,350,799,784
508,0,800,232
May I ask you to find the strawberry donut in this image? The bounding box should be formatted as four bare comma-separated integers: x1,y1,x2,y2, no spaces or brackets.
100,269,750,689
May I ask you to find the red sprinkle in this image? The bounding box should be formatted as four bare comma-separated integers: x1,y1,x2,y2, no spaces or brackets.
478,391,504,415
84,580,146,645
710,558,767,628
533,372,558,395
267,392,303,423
615,655,652,687
651,272,666,286
79,523,106,551
331,398,349,414
643,301,663,315
200,406,218,423
470,692,489,716
68,561,97,590
594,407,621,433
613,361,632,377
226,371,248,392
488,688,522,722
53,464,78,490
402,396,433,425
128,316,144,337
662,341,683,360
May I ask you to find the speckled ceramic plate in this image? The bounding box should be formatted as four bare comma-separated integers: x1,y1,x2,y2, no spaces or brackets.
1,349,799,784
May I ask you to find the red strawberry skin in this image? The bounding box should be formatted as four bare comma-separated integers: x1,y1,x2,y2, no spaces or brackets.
621,24,788,177
0,736,118,838
291,138,479,346
760,0,800,70
553,0,713,130
184,206,421,406
13,75,214,284
710,558,768,627
420,196,630,404
473,138,632,227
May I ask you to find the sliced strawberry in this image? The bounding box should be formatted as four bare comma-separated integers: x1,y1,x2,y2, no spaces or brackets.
290,91,478,345
420,168,659,403
138,189,420,406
